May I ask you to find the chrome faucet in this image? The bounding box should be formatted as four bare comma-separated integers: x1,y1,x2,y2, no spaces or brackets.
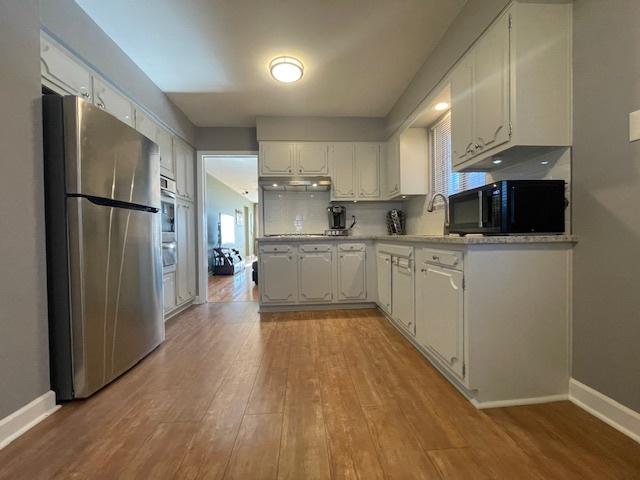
427,192,450,235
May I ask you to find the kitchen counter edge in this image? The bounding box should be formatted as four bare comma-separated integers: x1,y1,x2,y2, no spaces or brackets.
257,234,577,245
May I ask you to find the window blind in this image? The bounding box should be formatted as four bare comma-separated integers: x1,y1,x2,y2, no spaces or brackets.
430,112,485,198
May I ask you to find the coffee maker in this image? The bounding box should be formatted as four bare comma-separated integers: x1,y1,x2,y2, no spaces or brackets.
325,205,355,236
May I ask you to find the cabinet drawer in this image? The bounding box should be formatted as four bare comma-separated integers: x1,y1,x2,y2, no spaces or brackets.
422,248,463,270
377,243,413,258
299,244,332,253
338,243,366,252
260,244,293,254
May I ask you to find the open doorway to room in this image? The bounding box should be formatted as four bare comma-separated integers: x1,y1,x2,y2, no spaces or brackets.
201,154,259,303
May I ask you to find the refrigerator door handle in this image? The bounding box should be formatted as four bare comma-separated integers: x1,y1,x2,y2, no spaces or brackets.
68,194,160,213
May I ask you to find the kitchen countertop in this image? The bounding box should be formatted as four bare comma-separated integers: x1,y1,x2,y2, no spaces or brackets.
257,234,577,244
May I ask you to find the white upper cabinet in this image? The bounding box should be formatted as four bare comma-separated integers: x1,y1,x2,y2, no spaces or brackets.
329,143,356,200
384,129,428,200
40,36,92,100
137,109,176,180
298,250,333,302
260,142,294,176
451,3,572,171
93,77,134,126
174,138,195,200
295,143,328,175
355,143,380,199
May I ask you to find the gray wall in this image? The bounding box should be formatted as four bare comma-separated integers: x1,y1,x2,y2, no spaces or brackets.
197,127,258,152
385,0,510,136
39,0,196,144
206,175,253,256
257,116,387,142
572,0,640,411
0,0,51,418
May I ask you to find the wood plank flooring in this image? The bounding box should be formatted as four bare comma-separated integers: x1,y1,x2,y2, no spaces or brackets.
1,304,639,479
208,266,258,302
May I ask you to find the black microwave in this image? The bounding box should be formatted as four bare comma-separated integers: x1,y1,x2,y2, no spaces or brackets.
449,180,566,235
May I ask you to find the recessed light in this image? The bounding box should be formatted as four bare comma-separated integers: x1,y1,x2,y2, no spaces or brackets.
541,161,549,165
401,195,407,199
312,183,318,187
270,56,303,83
492,159,503,165
434,102,449,111
272,183,278,187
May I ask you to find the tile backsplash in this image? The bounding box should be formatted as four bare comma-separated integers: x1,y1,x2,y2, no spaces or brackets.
405,147,572,235
262,190,401,235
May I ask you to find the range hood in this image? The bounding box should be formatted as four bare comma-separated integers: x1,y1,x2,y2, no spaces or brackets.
260,177,331,192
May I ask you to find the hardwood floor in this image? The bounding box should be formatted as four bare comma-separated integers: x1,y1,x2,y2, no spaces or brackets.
1,304,639,479
208,265,258,302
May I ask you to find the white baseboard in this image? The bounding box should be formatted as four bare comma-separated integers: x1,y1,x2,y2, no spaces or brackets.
472,394,569,410
0,391,60,450
570,378,640,444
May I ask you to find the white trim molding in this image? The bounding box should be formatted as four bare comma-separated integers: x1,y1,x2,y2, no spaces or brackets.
472,394,569,410
0,391,60,450
570,378,640,444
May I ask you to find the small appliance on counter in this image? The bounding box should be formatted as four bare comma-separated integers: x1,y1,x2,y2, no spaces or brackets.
449,180,566,235
325,205,357,236
386,209,406,235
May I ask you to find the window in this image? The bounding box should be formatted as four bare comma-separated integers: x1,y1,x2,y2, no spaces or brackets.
219,213,235,245
430,112,485,199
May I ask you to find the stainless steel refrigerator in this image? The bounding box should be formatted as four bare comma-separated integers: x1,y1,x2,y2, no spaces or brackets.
43,95,164,400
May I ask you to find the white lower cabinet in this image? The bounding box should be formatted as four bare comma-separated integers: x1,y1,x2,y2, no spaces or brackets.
416,252,465,379
163,270,177,316
299,250,333,303
260,249,298,304
391,257,415,334
376,252,392,313
337,245,366,301
175,200,196,307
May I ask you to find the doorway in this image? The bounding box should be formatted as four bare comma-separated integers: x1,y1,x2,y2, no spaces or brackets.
197,152,259,303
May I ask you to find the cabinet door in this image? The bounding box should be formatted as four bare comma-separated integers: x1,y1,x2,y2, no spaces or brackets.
295,143,328,176
260,142,294,176
93,78,134,126
135,108,156,140
156,128,175,179
261,253,298,303
186,203,197,300
174,139,194,200
338,251,366,300
472,12,510,154
40,36,92,100
451,55,475,166
356,143,380,199
298,252,333,302
385,138,400,197
175,202,189,305
418,264,464,378
163,271,177,315
391,258,415,335
330,143,356,199
376,252,392,313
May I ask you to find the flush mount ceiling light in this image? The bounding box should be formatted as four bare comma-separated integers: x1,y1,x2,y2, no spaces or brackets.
434,102,449,111
270,56,304,83
492,158,503,165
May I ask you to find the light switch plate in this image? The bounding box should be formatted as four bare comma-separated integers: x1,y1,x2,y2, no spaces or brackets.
630,110,640,142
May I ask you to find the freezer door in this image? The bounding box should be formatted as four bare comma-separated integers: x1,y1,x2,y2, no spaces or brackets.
67,196,163,398
63,96,160,208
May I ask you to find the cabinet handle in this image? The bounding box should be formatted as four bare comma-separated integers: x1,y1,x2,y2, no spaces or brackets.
299,168,303,173
97,101,105,109
81,91,90,99
420,268,427,272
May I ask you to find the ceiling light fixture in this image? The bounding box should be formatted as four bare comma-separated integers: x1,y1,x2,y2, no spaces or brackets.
541,160,550,165
270,56,304,83
434,102,449,111
272,183,278,187
492,158,503,165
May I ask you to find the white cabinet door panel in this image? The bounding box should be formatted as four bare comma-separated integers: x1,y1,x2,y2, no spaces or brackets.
40,36,92,99
93,78,134,126
163,271,176,315
261,253,298,303
174,139,194,200
385,138,400,198
299,252,333,302
419,264,464,378
135,108,156,140
356,143,380,199
330,143,356,199
260,142,294,176
338,251,366,300
175,202,189,305
156,128,175,179
391,258,414,335
473,12,510,154
295,143,328,176
451,55,475,166
376,252,392,313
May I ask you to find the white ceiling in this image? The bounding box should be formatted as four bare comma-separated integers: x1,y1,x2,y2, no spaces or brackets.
75,0,467,127
205,155,259,203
